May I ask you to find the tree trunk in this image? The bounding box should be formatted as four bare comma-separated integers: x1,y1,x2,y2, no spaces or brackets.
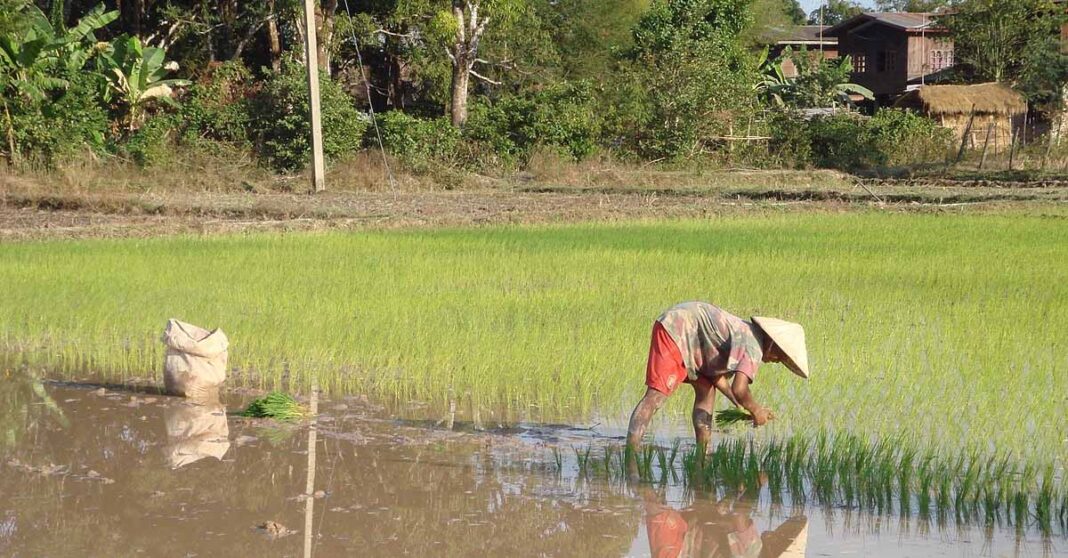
293,11,305,62
202,0,216,62
127,0,143,38
267,0,282,72
450,60,470,127
447,1,487,128
315,0,338,74
389,54,404,109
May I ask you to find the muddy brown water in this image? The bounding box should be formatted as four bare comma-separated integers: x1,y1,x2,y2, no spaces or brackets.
0,382,1061,557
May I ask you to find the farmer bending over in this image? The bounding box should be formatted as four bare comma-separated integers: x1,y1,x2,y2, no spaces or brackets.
627,301,810,450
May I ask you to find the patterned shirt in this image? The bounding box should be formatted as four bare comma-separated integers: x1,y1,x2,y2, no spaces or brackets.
656,301,764,383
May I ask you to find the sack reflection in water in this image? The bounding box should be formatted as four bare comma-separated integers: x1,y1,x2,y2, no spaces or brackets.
163,400,231,468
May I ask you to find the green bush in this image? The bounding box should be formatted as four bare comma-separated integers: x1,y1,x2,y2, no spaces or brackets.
767,110,812,168
807,113,873,170
179,61,254,147
6,73,108,168
378,111,461,170
807,109,951,171
124,114,178,167
248,62,369,172
604,0,760,161
463,82,602,167
866,109,953,167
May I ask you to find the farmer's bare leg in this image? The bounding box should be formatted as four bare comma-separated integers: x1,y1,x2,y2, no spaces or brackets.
691,376,716,451
626,388,667,449
712,374,739,406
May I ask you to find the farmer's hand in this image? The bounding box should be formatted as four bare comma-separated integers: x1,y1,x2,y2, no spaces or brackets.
751,407,775,427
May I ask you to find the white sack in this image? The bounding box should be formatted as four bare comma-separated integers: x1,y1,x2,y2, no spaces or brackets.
162,319,228,399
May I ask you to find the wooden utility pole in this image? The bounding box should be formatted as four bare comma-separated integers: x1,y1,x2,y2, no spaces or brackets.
302,0,326,192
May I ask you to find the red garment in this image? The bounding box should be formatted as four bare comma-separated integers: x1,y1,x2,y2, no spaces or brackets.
646,321,689,396
646,509,688,558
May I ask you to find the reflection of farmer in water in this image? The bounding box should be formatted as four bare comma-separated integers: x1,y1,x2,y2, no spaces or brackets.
627,302,810,449
641,486,808,558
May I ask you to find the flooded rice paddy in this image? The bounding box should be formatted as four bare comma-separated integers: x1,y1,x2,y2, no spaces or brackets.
1,378,1062,557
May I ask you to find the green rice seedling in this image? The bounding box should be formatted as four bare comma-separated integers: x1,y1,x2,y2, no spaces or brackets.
935,465,952,518
917,453,935,518
550,447,563,473
981,485,1000,524
1055,483,1063,528
714,407,752,428
898,445,917,516
639,445,656,481
573,446,592,476
240,391,307,421
604,445,619,478
955,452,982,518
667,439,681,471
1012,488,1029,533
1035,466,1054,533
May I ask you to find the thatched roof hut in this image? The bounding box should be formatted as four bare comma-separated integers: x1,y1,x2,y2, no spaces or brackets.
895,83,1027,116
895,83,1027,150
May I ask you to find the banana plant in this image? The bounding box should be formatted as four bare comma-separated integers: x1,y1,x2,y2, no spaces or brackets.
98,35,190,130
755,47,791,108
755,47,875,109
0,3,116,101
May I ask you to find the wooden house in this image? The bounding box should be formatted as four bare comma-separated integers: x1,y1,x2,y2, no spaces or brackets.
825,13,954,103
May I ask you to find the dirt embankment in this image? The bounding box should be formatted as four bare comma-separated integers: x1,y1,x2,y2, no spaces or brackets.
2,170,1065,240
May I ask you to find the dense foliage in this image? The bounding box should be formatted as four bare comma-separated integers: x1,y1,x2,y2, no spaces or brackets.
247,61,369,171
0,0,1064,176
939,0,1068,113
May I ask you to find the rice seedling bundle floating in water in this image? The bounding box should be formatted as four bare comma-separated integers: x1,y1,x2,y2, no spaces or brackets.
714,407,752,428
241,392,307,421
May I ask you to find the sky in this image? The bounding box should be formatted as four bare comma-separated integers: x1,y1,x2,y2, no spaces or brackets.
799,0,878,15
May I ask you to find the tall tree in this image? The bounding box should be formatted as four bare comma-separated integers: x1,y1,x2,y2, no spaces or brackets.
439,1,526,126
610,0,761,159
780,0,806,25
940,0,1068,110
806,0,863,25
939,0,1060,83
745,0,809,46
549,0,649,80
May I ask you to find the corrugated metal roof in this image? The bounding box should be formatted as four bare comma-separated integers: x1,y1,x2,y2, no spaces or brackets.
867,12,936,30
825,12,941,36
791,25,837,42
760,25,837,45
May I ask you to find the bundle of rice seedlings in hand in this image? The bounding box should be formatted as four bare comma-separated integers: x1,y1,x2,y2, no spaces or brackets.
240,392,307,421
715,407,753,428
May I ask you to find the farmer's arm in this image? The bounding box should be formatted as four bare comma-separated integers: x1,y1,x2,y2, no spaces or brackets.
731,373,774,426
627,388,668,449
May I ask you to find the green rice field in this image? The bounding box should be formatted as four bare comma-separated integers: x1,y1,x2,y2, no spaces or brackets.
1,212,1065,470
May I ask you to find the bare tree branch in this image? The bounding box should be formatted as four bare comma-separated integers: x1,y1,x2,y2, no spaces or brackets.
469,68,501,85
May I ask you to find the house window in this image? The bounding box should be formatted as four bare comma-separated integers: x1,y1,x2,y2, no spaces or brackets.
853,53,867,73
931,49,954,71
877,51,898,72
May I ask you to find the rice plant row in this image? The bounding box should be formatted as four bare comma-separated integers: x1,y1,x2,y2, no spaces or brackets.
561,431,1068,536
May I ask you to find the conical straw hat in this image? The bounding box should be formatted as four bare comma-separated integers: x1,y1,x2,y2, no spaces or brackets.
752,316,809,379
